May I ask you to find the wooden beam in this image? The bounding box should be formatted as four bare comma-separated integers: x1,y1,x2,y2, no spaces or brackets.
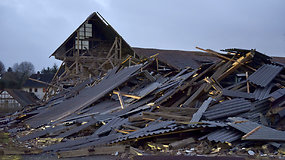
246,72,250,93
119,37,122,60
180,60,222,91
113,91,141,100
114,91,125,109
159,106,198,114
242,126,261,140
122,124,140,130
183,83,207,106
142,112,191,122
196,47,235,62
196,47,256,72
28,78,64,90
217,52,254,81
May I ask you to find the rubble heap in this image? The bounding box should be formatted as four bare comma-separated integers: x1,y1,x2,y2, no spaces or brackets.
0,48,285,159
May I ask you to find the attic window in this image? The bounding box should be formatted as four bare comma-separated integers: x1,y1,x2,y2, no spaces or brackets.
75,23,92,50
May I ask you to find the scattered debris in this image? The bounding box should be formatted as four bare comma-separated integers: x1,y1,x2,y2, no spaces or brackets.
0,12,285,159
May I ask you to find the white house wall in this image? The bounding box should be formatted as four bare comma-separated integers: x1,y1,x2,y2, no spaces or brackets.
22,87,45,100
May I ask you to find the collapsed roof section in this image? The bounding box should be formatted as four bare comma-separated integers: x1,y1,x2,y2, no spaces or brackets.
132,47,219,70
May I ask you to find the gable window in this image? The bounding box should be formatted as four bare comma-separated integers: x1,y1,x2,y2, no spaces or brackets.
75,23,92,50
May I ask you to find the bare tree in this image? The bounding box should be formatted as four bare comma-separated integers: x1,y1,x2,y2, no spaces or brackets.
0,60,5,76
13,61,35,77
12,61,35,87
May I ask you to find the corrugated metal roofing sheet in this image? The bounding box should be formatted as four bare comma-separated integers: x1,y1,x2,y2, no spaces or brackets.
248,64,283,87
269,88,285,100
199,129,242,143
253,84,273,100
238,99,270,122
203,98,251,120
25,64,143,128
113,121,227,143
113,121,176,143
228,117,285,141
222,89,254,99
190,97,212,122
93,117,127,136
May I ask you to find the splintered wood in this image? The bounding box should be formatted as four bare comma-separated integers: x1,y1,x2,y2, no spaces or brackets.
1,47,284,158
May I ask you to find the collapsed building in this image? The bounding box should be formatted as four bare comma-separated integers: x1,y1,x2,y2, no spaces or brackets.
0,12,285,159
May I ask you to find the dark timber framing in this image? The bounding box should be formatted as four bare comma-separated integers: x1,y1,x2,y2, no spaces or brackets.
46,12,139,100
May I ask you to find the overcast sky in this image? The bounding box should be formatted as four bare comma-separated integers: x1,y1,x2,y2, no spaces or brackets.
0,0,285,71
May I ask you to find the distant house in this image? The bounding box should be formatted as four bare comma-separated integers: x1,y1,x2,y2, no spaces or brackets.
22,73,54,99
0,89,38,115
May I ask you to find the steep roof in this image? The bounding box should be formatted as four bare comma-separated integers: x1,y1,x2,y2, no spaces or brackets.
23,73,54,88
50,12,134,60
3,89,38,107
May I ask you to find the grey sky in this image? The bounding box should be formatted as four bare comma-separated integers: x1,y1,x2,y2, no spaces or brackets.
0,0,285,71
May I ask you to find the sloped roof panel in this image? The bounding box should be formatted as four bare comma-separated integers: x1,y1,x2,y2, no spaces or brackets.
199,128,242,143
25,64,143,128
203,98,251,120
253,84,273,100
248,64,283,87
6,89,38,107
228,117,285,141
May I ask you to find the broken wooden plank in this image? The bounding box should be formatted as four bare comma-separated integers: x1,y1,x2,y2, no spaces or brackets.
115,91,125,109
122,124,140,130
218,52,254,81
183,83,207,106
113,91,141,100
143,70,156,82
128,115,144,122
142,112,191,122
169,137,195,149
158,106,198,115
242,126,261,140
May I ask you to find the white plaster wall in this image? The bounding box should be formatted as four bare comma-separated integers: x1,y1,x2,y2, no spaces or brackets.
22,87,45,100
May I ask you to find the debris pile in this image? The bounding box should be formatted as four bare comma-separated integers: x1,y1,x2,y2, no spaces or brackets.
0,48,285,158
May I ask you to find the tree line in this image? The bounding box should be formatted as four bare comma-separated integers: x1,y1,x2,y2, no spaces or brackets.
0,60,58,90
